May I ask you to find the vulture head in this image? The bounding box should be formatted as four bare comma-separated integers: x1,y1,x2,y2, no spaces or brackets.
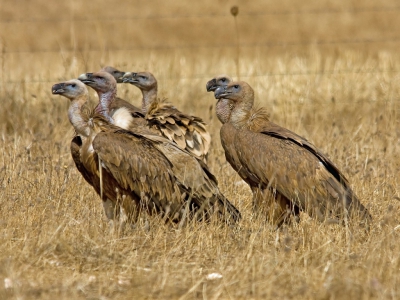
78,71,117,93
206,75,232,92
51,79,88,100
214,81,255,125
101,66,126,83
215,81,254,103
122,71,157,91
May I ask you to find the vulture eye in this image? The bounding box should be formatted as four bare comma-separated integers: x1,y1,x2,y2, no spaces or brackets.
234,85,239,89
71,84,76,88
221,78,226,82
140,76,147,80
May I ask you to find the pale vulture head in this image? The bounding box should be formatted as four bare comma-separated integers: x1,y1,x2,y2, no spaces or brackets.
78,71,117,93
122,71,157,91
51,79,88,100
206,75,233,99
101,66,126,83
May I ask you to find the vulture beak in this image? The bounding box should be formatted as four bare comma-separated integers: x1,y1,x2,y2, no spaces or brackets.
78,73,95,85
114,72,125,83
122,72,139,84
51,83,66,94
206,78,217,92
214,86,228,99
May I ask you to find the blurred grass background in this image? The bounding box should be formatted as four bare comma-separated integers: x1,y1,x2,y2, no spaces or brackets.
0,0,400,299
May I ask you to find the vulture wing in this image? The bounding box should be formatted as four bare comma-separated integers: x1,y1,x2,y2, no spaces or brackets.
258,121,349,186
234,126,370,221
221,123,296,225
142,133,241,223
92,129,240,223
146,100,211,162
92,130,182,216
70,135,95,187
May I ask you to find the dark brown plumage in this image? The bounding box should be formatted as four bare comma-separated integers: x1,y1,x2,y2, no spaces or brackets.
122,71,211,162
69,72,241,224
210,80,371,226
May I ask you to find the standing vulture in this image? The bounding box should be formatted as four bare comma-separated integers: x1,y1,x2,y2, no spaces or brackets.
121,71,211,162
65,72,241,224
207,75,299,225
207,79,371,226
51,79,123,223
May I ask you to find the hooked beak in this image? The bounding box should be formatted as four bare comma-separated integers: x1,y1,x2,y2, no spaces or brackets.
51,83,66,95
214,86,229,99
206,78,217,92
78,73,95,85
111,71,125,83
122,72,139,84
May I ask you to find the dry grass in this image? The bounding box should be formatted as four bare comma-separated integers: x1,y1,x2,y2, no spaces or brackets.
1,1,400,299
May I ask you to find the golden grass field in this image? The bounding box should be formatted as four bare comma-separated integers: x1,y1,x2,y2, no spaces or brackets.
1,0,400,299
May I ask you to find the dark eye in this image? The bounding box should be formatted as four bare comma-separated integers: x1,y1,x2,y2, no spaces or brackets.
140,76,147,80
221,78,226,82
234,85,239,89
71,84,76,88
113,71,118,74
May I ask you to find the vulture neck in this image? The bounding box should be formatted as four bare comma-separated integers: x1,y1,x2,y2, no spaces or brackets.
141,86,158,113
95,88,116,124
68,96,90,137
230,100,254,129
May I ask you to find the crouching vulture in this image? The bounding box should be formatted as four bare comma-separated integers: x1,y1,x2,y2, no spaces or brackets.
121,71,211,162
54,73,241,225
206,79,371,226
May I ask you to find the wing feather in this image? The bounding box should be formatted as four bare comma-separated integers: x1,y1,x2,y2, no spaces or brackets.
145,101,211,162
234,125,370,219
92,131,179,207
70,136,94,186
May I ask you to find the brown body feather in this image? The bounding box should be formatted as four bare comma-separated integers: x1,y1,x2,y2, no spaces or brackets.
146,98,211,161
83,114,240,224
214,81,371,226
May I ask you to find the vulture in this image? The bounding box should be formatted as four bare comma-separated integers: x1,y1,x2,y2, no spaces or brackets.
51,79,122,222
207,79,371,226
207,75,298,224
121,71,211,162
63,71,241,225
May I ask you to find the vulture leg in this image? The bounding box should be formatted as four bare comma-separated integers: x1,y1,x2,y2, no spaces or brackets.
252,186,300,226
